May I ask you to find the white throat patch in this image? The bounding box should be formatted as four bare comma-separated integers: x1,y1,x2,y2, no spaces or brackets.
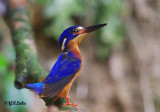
61,38,67,51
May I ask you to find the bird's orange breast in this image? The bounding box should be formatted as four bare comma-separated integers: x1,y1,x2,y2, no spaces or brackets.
57,61,83,97
58,41,83,97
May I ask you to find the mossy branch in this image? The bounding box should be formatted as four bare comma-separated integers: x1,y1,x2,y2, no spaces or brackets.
8,0,83,111
8,0,47,89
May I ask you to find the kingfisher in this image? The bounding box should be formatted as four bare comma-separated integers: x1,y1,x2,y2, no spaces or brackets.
25,23,107,106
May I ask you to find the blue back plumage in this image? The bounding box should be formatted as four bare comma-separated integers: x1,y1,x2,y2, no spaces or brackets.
43,51,81,84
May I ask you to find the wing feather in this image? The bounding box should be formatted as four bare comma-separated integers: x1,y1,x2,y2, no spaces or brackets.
41,52,81,97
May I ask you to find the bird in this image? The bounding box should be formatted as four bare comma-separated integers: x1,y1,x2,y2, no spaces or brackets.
25,23,107,106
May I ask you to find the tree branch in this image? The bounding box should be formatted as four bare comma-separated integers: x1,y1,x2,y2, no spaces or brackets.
8,0,47,89
8,0,83,111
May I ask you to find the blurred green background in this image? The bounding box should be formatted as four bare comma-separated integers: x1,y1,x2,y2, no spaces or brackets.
1,0,160,112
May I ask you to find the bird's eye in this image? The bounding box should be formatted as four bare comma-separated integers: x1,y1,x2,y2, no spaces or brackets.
70,28,78,34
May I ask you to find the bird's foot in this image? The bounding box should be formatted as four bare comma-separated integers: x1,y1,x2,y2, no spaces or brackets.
62,96,78,107
54,95,60,102
62,102,78,107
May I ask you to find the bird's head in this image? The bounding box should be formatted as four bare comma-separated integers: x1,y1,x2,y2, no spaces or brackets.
59,23,107,51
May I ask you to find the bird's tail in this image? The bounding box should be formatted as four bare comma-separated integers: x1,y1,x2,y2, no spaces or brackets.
25,82,44,94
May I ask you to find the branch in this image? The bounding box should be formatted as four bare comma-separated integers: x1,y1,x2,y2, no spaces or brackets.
8,0,47,89
8,0,83,111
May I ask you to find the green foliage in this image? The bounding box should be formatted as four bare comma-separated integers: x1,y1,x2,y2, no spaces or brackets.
0,45,15,76
34,0,50,4
0,53,8,75
43,0,85,40
95,0,125,59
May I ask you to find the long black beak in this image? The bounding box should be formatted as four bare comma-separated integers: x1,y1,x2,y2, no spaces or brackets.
74,23,107,35
84,23,107,33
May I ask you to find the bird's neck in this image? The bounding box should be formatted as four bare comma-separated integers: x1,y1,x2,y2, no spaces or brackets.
65,41,82,59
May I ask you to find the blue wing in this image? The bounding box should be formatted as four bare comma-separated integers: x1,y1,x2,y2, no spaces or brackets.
41,52,81,97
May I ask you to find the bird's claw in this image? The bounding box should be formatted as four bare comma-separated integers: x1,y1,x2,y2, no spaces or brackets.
62,103,78,107
62,96,78,107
